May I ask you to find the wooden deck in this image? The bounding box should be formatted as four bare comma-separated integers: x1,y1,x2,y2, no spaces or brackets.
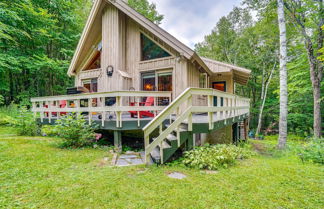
31,88,250,164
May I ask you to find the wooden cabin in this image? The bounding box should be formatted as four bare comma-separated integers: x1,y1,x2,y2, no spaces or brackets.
31,0,251,164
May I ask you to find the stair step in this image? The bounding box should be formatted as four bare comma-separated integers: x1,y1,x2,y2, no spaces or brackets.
150,147,160,161
162,141,171,149
165,124,188,132
167,134,177,141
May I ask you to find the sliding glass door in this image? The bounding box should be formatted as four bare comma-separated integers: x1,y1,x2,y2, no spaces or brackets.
141,70,172,105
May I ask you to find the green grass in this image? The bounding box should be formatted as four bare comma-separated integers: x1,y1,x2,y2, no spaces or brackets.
0,127,323,208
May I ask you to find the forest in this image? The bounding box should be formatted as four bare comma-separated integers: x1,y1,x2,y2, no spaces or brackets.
0,0,323,138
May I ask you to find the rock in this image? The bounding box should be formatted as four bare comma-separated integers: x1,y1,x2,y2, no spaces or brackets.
167,172,187,179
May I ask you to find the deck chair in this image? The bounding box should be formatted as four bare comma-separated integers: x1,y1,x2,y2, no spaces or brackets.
46,100,67,117
129,96,155,118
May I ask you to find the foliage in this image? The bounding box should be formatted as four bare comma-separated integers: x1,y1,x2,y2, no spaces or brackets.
54,113,97,148
128,0,163,25
41,125,57,137
182,144,254,170
196,1,324,136
298,138,324,165
0,95,4,106
0,0,92,105
13,106,40,136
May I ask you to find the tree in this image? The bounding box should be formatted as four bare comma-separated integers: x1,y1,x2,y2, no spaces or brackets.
128,0,164,24
277,0,288,149
283,0,323,138
256,61,277,135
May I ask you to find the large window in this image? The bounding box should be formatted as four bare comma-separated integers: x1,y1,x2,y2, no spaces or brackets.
141,71,172,105
141,34,171,61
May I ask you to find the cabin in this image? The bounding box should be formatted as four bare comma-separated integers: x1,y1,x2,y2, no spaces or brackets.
31,0,251,164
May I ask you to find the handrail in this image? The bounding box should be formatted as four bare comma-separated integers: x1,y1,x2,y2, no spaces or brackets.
31,91,171,102
31,90,172,128
143,87,250,164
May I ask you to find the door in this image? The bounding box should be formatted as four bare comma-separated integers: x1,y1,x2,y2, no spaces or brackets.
157,72,172,105
212,81,226,106
141,71,172,105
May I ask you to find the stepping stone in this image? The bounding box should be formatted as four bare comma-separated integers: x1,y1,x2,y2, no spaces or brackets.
167,172,187,179
115,152,145,166
202,170,218,174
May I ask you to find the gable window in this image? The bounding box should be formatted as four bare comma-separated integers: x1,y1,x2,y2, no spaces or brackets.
141,34,171,61
84,41,102,71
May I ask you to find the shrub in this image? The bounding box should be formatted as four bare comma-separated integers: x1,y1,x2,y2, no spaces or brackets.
41,125,57,137
54,113,98,148
14,106,41,136
298,139,324,164
0,115,15,125
182,144,254,170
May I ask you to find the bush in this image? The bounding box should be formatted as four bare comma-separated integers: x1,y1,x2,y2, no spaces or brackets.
41,125,57,137
182,144,254,170
54,113,98,148
298,139,324,164
14,106,41,136
0,115,15,125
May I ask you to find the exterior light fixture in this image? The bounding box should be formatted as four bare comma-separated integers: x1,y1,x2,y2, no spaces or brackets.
106,65,114,77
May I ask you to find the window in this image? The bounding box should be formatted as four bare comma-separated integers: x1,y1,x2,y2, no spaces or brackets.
142,73,156,91
82,78,98,93
213,81,226,107
141,34,171,61
84,41,102,71
199,73,208,88
141,71,173,105
212,81,226,92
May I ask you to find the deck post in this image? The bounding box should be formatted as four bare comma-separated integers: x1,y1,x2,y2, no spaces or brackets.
114,130,122,153
186,132,194,150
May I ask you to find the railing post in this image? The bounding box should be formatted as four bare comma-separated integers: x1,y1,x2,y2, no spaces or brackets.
40,102,44,123
88,98,92,125
101,97,105,127
144,133,150,164
159,124,163,164
32,102,37,119
116,96,121,128
47,101,52,124
188,95,193,131
208,95,213,130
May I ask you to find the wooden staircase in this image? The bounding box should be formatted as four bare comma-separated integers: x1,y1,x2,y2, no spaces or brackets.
150,123,190,163
143,87,250,164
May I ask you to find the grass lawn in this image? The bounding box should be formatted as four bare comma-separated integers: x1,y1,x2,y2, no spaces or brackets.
0,126,323,208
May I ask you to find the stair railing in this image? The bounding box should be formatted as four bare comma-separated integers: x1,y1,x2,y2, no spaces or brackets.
143,87,250,164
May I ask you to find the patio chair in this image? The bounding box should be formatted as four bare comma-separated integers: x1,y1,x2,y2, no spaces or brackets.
129,96,155,118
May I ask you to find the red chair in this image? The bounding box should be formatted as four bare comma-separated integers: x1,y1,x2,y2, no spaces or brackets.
44,100,67,118
129,97,155,118
59,100,67,116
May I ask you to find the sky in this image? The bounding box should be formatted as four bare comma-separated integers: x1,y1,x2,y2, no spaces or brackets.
148,0,242,49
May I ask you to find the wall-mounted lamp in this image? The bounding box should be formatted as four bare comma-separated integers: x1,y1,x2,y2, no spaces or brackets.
106,65,114,77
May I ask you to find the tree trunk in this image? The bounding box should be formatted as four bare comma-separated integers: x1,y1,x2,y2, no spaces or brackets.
256,62,276,136
309,62,322,138
277,0,288,149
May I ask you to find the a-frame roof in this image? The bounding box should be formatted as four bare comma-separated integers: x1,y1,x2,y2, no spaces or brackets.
67,0,251,85
67,0,211,76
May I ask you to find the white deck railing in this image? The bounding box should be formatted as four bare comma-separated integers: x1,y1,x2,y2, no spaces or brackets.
31,91,172,128
143,87,250,164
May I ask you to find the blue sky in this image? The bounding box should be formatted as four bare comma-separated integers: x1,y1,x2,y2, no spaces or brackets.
148,0,242,48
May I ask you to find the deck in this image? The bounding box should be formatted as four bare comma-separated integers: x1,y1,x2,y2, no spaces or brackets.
31,88,250,164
